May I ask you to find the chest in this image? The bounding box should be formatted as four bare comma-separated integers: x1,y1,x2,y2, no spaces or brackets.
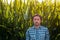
29,29,46,40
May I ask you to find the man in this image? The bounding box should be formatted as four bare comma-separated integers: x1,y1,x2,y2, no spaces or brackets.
26,14,50,40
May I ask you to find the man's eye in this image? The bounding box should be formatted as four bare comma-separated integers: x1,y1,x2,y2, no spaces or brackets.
34,19,36,20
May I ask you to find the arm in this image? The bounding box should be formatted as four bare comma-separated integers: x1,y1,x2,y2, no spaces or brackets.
26,30,30,40
45,28,50,40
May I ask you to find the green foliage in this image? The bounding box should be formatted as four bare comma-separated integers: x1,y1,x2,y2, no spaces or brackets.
0,0,60,40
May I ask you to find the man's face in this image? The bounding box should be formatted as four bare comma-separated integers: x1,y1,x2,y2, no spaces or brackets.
33,16,41,26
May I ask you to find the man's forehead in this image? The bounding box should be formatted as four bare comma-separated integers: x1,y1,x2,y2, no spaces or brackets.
34,16,40,18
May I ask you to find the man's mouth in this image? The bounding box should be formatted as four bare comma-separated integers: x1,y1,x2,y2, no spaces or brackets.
36,22,38,23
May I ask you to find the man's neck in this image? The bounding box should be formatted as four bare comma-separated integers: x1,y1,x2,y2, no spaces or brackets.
34,25,40,29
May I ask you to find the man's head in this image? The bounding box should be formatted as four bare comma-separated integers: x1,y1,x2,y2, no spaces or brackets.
32,14,42,26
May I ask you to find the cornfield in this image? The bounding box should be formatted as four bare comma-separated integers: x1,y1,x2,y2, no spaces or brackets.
0,0,60,40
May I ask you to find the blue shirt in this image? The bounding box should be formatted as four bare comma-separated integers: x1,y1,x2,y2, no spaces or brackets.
26,26,50,40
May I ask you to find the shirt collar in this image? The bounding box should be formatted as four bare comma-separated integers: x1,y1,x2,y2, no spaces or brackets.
32,25,42,29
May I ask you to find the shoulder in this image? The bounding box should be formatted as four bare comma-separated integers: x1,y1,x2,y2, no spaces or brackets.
41,26,49,31
26,26,34,32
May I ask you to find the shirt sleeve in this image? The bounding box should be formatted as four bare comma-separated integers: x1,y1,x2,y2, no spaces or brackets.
26,30,30,40
45,28,50,40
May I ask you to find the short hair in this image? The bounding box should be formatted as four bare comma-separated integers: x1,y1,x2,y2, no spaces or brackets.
32,14,42,20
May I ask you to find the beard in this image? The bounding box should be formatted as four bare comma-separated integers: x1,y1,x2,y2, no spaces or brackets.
34,22,40,26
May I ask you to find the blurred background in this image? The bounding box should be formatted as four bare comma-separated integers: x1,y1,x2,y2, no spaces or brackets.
0,0,60,40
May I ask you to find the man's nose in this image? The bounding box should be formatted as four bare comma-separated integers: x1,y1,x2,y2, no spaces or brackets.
35,19,38,21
